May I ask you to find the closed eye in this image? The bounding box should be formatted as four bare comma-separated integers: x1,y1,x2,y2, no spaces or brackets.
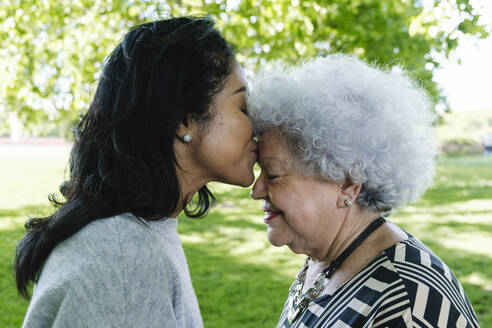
241,107,249,116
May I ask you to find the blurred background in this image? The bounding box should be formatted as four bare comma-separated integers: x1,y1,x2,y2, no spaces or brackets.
1,0,491,327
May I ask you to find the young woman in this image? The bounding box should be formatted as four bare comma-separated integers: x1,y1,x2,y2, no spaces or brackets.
15,17,257,327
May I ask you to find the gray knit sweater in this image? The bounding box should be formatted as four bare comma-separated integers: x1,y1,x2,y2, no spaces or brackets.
22,213,203,328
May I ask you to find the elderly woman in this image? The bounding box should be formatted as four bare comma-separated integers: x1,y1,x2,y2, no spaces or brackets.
248,55,479,328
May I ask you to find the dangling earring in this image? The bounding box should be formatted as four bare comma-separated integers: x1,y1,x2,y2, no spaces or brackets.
344,198,353,207
182,133,192,143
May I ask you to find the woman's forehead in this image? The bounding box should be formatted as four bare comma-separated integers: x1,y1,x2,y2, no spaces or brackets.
223,63,247,94
258,132,292,167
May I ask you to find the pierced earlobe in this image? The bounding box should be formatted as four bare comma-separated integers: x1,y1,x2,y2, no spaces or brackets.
182,133,192,143
344,198,353,207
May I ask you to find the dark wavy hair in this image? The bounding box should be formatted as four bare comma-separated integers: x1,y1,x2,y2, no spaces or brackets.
15,17,235,298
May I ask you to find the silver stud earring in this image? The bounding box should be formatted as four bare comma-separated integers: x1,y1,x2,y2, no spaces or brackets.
344,198,353,207
182,133,192,143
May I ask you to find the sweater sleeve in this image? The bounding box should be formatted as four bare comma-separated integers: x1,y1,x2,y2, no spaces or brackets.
22,215,179,328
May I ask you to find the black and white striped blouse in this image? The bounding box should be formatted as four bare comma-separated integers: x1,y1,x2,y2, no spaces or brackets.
277,235,479,328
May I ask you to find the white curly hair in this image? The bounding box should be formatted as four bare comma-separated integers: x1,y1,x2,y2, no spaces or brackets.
247,54,437,212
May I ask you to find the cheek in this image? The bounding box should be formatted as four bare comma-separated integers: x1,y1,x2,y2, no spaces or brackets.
233,116,252,144
220,115,251,150
269,184,304,216
206,117,241,149
270,185,318,231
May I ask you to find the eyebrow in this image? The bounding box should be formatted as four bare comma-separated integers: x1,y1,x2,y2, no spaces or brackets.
260,157,287,170
232,86,247,95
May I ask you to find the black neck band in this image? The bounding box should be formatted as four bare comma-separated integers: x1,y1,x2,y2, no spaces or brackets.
324,216,387,277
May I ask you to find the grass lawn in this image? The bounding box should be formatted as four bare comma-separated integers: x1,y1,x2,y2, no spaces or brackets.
1,146,491,327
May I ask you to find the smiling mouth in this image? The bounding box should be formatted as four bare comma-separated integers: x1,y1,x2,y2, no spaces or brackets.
264,211,280,221
262,203,282,222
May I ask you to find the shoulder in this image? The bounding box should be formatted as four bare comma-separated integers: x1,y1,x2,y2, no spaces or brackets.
384,236,463,296
75,212,156,246
39,213,168,283
41,213,159,274
25,214,176,327
383,237,480,327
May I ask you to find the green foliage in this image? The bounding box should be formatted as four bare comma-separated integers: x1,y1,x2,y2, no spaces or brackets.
0,0,489,135
1,148,491,327
0,0,169,135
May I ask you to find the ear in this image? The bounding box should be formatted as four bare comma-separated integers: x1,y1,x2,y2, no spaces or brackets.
176,122,189,141
336,181,362,208
176,116,197,142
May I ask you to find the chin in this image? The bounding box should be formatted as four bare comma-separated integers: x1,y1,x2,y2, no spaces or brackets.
267,231,287,247
267,239,285,248
219,170,254,187
235,169,255,187
287,245,306,255
240,175,255,187
227,176,253,187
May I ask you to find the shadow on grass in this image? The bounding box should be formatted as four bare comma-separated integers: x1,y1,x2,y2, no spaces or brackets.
184,241,291,328
185,224,492,327
1,209,491,327
181,209,266,234
435,221,492,234
0,225,30,327
395,205,492,215
182,186,266,234
212,185,254,205
0,216,289,328
420,185,492,205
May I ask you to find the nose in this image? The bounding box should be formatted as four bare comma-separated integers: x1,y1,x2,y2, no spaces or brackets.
251,171,267,200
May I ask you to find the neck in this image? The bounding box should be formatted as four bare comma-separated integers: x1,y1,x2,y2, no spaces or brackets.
171,139,213,218
302,216,406,297
313,209,384,266
171,166,210,218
